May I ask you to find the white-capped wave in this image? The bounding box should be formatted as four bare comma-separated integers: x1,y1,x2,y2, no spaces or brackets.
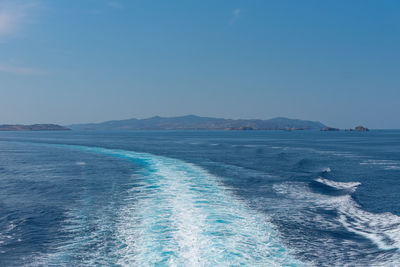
315,177,360,192
274,182,400,254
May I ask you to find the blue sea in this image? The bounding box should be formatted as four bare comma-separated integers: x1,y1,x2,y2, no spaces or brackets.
0,130,400,266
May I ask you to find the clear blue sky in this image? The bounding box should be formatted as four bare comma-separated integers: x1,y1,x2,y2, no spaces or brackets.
0,0,399,128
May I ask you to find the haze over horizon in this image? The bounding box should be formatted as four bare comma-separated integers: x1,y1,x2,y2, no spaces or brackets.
0,0,399,129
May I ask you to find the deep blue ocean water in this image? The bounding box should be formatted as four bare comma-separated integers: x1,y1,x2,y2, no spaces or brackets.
0,130,399,266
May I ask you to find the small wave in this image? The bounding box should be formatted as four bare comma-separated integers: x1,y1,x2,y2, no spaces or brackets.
384,166,400,170
321,167,331,173
274,182,400,254
360,160,400,171
6,223,17,232
332,152,357,158
75,161,86,166
315,177,360,192
241,144,259,148
361,159,400,165
316,150,359,158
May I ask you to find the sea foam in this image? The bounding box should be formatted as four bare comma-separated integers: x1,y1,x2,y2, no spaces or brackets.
315,177,361,192
43,144,304,266
274,182,400,254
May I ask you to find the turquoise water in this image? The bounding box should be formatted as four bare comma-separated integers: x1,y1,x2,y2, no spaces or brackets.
0,130,400,266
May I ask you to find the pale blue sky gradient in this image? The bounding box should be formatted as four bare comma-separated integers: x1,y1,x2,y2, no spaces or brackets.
0,0,399,128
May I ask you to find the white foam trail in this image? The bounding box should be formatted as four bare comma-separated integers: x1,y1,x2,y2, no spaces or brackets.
315,177,360,192
274,182,400,253
43,145,304,266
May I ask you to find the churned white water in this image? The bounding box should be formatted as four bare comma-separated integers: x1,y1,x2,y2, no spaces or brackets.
44,144,303,266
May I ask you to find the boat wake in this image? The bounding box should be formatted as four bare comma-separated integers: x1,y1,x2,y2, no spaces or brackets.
40,144,303,266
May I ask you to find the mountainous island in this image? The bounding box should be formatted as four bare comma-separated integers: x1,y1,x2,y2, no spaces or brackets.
68,115,326,131
0,117,369,132
0,124,70,131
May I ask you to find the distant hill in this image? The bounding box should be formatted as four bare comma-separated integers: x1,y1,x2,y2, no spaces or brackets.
0,124,70,131
68,115,326,131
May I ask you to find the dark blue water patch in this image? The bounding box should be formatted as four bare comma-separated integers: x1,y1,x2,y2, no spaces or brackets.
0,204,68,265
0,142,141,265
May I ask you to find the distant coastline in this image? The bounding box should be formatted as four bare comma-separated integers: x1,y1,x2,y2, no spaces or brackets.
0,124,70,131
68,115,327,131
0,117,370,132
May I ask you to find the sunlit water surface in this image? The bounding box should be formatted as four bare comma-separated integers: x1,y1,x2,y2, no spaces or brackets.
0,130,399,266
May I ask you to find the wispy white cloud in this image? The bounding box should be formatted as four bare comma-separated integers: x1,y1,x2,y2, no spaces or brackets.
230,8,241,24
108,1,123,9
0,1,41,75
0,0,38,37
0,63,41,75
0,6,22,36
